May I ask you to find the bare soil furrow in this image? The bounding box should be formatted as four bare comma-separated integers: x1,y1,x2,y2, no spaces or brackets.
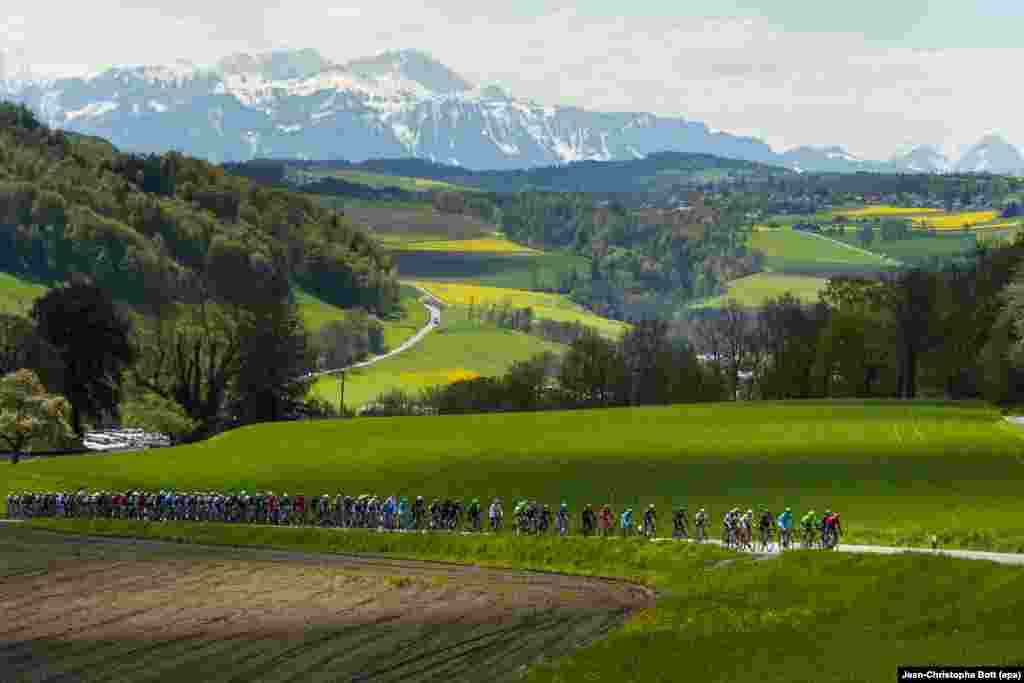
2,526,651,683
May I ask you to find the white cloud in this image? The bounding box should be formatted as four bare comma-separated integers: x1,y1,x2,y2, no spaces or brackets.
5,2,1022,160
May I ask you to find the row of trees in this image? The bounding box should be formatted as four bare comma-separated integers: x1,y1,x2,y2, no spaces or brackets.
367,234,1024,418
685,239,1024,402
363,321,724,417
1,276,322,460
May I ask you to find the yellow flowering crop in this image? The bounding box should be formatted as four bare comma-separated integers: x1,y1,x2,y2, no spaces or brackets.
912,211,1000,230
838,207,942,217
400,237,538,253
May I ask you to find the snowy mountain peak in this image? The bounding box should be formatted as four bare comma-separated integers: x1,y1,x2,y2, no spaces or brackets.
890,145,952,174
343,49,473,94
955,135,1024,174
216,48,334,81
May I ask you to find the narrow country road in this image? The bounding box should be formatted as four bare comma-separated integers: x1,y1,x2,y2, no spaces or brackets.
652,537,1024,566
5,518,1021,566
304,284,442,380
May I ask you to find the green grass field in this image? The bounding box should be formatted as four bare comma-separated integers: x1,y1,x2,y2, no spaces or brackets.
8,401,1024,552
310,307,565,409
11,400,1024,681
692,273,829,309
0,271,49,314
296,286,428,351
834,232,978,264
25,518,1024,683
748,229,894,272
392,251,590,290
304,168,479,194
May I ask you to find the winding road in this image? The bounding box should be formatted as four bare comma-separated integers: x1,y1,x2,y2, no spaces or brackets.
305,284,443,380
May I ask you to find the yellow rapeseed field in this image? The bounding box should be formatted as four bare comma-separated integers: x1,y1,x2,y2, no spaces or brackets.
398,368,481,385
401,237,538,254
838,206,942,217
410,281,629,338
912,211,1000,230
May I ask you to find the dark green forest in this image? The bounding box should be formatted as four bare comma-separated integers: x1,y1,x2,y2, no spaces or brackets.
0,103,398,313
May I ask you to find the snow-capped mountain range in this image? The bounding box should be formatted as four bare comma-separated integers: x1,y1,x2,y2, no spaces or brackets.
1,48,1022,175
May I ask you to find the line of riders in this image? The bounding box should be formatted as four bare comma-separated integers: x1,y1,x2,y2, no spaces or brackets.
4,491,843,550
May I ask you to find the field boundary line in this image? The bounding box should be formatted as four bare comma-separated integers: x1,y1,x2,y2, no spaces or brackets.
800,231,903,266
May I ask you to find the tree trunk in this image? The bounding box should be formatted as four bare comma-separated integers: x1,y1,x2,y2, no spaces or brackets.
70,401,83,437
905,350,918,399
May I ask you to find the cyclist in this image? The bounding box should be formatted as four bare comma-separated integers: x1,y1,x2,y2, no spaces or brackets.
539,504,552,534
801,509,816,548
722,509,735,548
600,504,613,538
513,499,525,535
557,502,570,536
488,497,503,532
620,508,634,537
672,506,689,539
582,504,596,537
412,496,425,530
382,495,396,530
642,504,657,538
823,510,842,549
758,507,775,552
777,507,794,549
695,508,708,542
819,510,832,548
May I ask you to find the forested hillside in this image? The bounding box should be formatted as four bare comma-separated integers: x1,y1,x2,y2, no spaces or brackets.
0,103,398,313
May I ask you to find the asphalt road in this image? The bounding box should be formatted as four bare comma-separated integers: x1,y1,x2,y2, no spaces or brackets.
4,520,1022,566
305,284,442,380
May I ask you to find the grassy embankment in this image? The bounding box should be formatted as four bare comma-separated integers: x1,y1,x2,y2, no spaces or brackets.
309,306,565,409
19,400,1024,682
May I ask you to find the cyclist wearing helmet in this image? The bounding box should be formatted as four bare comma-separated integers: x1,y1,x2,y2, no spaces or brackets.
643,504,657,538
557,502,570,536
777,507,794,549
620,508,634,537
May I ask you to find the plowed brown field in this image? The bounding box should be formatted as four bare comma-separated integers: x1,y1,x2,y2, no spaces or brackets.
0,526,653,682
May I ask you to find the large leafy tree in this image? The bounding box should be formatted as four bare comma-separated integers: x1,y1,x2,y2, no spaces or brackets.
130,297,243,437
0,369,75,463
30,282,135,434
231,298,315,424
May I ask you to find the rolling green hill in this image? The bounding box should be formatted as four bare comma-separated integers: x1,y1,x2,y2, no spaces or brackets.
748,228,896,272
14,399,1024,682
281,152,793,194
7,401,1024,551
0,102,398,313
692,272,829,308
310,307,565,409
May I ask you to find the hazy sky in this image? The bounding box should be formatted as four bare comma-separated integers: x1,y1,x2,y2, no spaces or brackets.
2,1,1022,159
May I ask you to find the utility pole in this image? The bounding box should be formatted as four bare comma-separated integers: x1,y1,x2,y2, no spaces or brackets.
337,369,346,417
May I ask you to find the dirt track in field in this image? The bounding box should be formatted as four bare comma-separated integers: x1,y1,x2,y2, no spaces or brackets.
0,526,653,683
